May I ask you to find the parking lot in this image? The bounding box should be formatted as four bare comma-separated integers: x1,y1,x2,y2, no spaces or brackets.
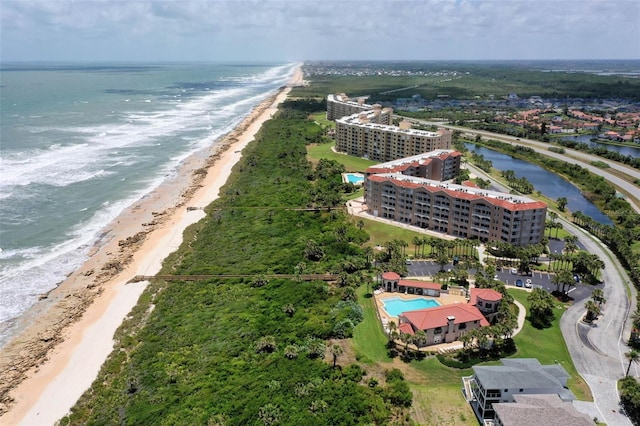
406,261,599,302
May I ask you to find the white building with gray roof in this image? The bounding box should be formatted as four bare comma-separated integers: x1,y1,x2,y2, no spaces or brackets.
464,358,576,423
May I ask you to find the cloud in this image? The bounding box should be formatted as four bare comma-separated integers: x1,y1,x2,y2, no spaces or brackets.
1,0,638,61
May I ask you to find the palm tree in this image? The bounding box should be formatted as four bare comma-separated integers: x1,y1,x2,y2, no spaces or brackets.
584,300,601,322
414,330,427,349
387,321,398,344
554,221,564,239
557,197,568,212
552,270,575,295
626,350,640,376
399,331,412,356
591,288,606,307
413,236,422,258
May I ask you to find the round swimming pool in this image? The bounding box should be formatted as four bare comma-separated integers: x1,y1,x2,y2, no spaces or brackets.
382,297,441,317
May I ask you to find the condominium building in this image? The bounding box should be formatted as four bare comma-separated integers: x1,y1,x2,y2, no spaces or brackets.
364,150,462,182
326,93,393,123
335,113,452,162
364,173,547,246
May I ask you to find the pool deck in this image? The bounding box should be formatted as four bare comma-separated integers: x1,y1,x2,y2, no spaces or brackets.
373,286,526,354
375,289,470,353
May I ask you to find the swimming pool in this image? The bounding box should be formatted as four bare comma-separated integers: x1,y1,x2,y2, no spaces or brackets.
382,297,441,317
344,173,364,185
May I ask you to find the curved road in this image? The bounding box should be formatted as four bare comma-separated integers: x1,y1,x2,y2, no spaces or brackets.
410,119,640,214
559,218,636,425
467,161,637,424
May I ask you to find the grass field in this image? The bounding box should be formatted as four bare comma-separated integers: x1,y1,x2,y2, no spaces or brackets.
509,288,592,401
306,141,377,172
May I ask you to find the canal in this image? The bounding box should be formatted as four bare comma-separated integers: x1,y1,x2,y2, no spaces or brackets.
465,143,613,225
560,134,640,157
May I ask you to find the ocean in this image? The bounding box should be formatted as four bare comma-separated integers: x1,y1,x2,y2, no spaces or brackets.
0,62,298,346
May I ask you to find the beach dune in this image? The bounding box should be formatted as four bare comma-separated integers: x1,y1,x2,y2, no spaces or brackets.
0,66,303,425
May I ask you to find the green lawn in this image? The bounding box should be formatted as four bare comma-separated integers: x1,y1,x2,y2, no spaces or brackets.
351,285,390,364
509,289,592,401
309,111,334,129
358,217,426,251
306,141,377,172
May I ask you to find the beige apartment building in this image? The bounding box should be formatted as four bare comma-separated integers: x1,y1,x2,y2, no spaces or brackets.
326,93,393,123
364,150,462,182
365,173,547,246
335,113,452,162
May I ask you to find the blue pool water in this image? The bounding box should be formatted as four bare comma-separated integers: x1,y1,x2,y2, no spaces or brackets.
345,173,364,185
382,297,441,317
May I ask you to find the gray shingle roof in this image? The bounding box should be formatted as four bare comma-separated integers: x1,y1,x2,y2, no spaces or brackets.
493,394,593,426
473,358,574,400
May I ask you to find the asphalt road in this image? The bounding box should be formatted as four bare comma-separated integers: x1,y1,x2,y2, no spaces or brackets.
557,218,636,425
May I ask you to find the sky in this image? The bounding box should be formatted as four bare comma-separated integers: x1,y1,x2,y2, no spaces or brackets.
1,0,639,63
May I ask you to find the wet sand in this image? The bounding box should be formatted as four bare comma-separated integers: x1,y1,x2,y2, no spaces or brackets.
0,66,303,425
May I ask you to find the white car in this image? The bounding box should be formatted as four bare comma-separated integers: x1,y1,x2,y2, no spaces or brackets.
525,279,532,288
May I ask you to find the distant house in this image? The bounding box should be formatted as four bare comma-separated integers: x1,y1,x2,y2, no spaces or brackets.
465,358,576,423
492,394,592,426
398,303,489,346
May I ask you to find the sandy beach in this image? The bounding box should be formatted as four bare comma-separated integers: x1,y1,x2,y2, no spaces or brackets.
0,66,303,425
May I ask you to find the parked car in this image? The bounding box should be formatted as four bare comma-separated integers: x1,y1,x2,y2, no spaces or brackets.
524,279,532,288
515,279,524,287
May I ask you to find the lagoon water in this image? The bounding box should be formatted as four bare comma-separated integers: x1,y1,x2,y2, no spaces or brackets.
0,62,297,346
560,134,640,157
465,143,613,225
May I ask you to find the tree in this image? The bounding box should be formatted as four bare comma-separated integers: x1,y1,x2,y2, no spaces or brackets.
414,329,427,349
563,235,579,254
282,304,296,317
552,270,575,295
627,350,640,376
557,197,568,212
584,300,601,322
284,345,299,359
528,288,555,328
387,321,399,344
330,344,343,368
413,236,423,258
436,251,450,272
554,221,563,239
591,288,606,307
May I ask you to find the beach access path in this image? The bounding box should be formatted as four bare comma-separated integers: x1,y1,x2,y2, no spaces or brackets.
0,66,303,426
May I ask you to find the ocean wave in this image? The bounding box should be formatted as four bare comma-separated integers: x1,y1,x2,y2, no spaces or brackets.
0,62,296,344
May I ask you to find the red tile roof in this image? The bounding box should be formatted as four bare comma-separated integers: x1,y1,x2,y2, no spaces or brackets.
365,151,461,175
398,322,415,335
382,271,401,280
470,288,503,305
401,303,489,330
367,175,547,211
398,279,441,291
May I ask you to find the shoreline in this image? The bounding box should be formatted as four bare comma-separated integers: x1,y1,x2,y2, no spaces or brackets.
0,66,303,424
